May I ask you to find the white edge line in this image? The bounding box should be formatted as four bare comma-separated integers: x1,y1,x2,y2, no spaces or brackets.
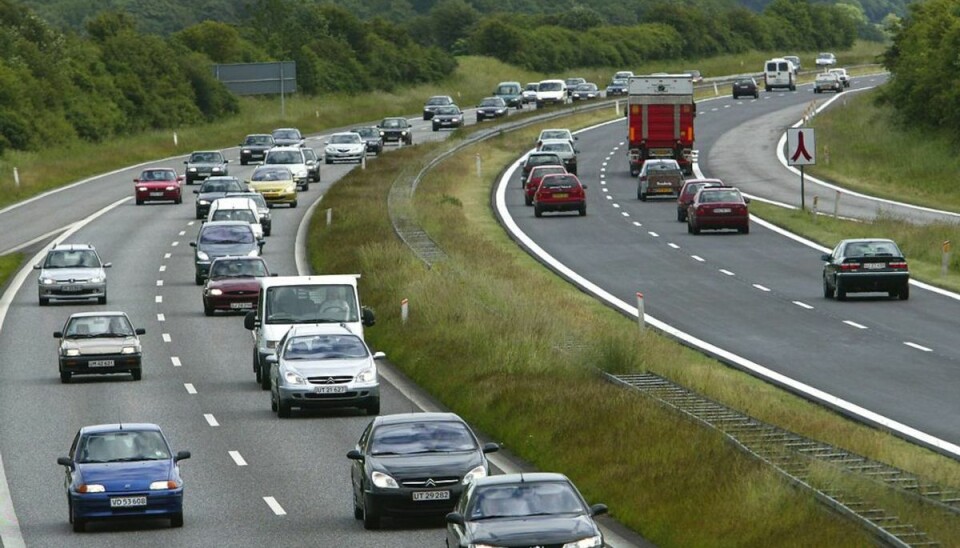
0,195,129,548
904,342,932,352
263,496,286,515
295,192,326,276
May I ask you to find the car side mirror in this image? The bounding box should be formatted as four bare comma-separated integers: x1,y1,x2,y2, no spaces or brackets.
372,351,386,360
482,442,500,454
346,449,364,461
582,184,588,189
590,503,608,516
744,197,751,204
224,159,230,163
175,450,191,462
189,242,197,248
183,160,188,164
133,179,139,183
258,241,265,252
33,264,42,270
820,253,831,261
445,512,465,526
361,306,376,327
574,149,581,154
57,456,74,469
244,311,258,330
264,354,277,364
53,331,63,338
135,328,146,335
103,263,112,268
194,190,200,194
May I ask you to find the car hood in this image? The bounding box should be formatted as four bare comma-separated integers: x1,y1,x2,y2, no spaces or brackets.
206,277,261,291
434,113,462,119
282,357,371,377
372,451,482,479
326,144,364,152
63,335,139,355
465,514,598,545
188,162,225,169
41,267,103,281
250,181,294,192
197,243,258,259
273,139,302,146
77,459,174,491
243,144,272,150
136,181,178,189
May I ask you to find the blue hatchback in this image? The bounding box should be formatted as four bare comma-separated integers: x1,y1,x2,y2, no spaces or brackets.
56,423,190,532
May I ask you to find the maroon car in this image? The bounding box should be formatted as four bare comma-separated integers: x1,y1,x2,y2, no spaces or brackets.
202,256,271,316
687,187,750,234
525,165,567,206
533,173,587,217
134,168,184,205
676,178,726,222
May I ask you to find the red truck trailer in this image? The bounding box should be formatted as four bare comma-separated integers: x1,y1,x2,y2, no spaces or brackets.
627,75,696,176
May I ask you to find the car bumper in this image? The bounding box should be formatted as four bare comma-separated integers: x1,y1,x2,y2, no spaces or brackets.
241,151,267,162
836,272,909,292
535,200,585,212
381,132,409,143
195,203,211,218
645,185,680,197
694,214,749,229
204,293,258,312
137,189,180,201
278,383,380,410
364,142,382,152
195,261,211,279
60,354,142,375
433,119,462,128
364,485,464,518
70,489,183,520
39,283,107,300
261,191,297,204
325,152,364,162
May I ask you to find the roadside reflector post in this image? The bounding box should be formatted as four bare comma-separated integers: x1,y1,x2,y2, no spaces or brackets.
812,195,819,217
942,241,952,276
361,153,366,170
475,153,482,178
636,292,645,332
713,82,718,95
326,208,332,226
834,190,841,218
13,167,19,188
173,132,178,147
824,145,830,165
401,298,409,324
315,110,319,118
615,100,620,116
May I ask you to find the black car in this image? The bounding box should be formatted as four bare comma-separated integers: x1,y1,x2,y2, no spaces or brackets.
239,134,275,165
423,95,455,120
193,176,246,220
352,126,384,155
432,106,464,131
378,117,413,145
301,147,321,183
347,412,499,530
271,127,304,147
606,79,628,96
445,473,607,548
571,83,600,101
822,238,910,301
564,77,586,97
189,221,262,285
732,77,759,99
475,97,507,122
183,150,229,185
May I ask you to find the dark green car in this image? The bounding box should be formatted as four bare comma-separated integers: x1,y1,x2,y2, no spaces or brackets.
494,81,524,109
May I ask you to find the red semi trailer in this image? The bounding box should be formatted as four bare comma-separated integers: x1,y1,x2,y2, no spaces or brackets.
626,75,696,176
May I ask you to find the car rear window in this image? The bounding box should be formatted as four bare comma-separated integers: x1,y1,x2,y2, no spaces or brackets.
283,334,368,360
844,241,901,257
699,189,742,203
200,225,254,244
539,82,562,91
542,175,579,188
528,154,561,166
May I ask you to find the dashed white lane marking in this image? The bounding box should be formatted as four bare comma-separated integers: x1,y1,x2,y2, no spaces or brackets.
606,195,613,200
156,280,163,287
155,296,163,303
184,383,197,394
612,203,621,209
204,414,220,427
752,284,771,292
164,253,171,259
171,241,179,247
648,231,659,238
159,265,166,272
178,230,186,236
187,221,195,226
162,333,172,342
601,188,608,193
668,243,680,249
263,497,286,516
229,451,248,466
600,167,606,172
793,301,814,310
157,313,165,322
904,342,932,352
602,162,608,167
690,255,704,262
843,320,868,330
632,221,642,227
621,212,630,217
171,357,182,367
719,269,735,276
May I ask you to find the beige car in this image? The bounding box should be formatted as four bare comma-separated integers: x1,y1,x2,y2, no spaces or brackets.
247,165,297,208
55,312,145,383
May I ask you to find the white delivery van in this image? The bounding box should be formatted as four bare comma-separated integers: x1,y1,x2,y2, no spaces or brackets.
207,196,264,240
763,58,796,92
244,275,376,389
536,79,567,108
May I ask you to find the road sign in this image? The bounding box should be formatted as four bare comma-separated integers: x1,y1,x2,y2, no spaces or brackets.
787,128,816,166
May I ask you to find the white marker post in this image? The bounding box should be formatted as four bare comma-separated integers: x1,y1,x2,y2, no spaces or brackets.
834,190,841,218
943,241,952,276
13,167,19,188
326,208,332,226
636,292,645,332
615,100,620,116
173,132,178,147
361,152,366,170
401,298,409,324
713,82,718,95
812,195,819,216
475,153,482,178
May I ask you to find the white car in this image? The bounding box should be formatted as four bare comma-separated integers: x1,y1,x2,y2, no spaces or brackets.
828,68,850,87
522,82,539,104
207,196,264,240
535,79,566,107
324,132,365,164
815,53,837,67
536,128,577,149
263,146,310,190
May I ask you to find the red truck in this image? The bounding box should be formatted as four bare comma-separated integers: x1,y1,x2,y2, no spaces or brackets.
627,75,696,176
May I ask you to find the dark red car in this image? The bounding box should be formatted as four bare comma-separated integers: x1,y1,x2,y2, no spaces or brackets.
687,187,750,234
202,256,271,316
525,165,567,206
533,174,587,217
676,178,726,222
134,168,184,205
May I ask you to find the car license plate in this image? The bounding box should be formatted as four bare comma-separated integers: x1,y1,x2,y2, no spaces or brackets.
412,490,450,501
60,285,82,292
863,263,885,269
553,193,568,199
149,192,164,197
89,360,115,367
230,302,253,309
714,208,732,213
313,385,346,394
110,496,147,508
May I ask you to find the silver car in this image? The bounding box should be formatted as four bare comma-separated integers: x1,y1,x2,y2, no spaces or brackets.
36,244,111,306
538,139,579,174
54,311,145,383
268,325,383,417
324,132,365,164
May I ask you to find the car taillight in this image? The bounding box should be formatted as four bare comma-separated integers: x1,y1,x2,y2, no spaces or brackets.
840,263,860,271
889,261,908,269
697,205,707,214
737,205,748,214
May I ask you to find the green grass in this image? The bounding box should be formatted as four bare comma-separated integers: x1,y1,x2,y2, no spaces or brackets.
0,253,22,289
307,109,960,546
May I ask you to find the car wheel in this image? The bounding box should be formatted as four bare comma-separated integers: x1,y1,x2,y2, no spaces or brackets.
740,224,750,234
639,191,647,202
195,274,204,286
260,364,271,390
630,167,639,177
899,282,910,300
277,399,292,418
534,205,542,218
39,297,49,306
579,206,586,216
98,292,107,305
72,516,85,533
366,399,380,416
432,125,438,132
136,199,143,206
823,277,833,299
835,280,847,301
60,371,70,383
291,200,298,208
203,302,214,316
132,369,142,381
677,209,685,222
196,210,203,220
270,387,278,412
301,182,309,191
362,497,381,530
524,194,532,206
325,158,332,165
170,513,184,528
240,159,247,166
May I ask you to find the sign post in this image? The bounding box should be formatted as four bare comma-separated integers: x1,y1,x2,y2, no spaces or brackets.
787,128,816,211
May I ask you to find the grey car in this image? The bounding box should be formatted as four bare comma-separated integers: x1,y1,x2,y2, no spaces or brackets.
189,221,262,285
302,147,321,182
194,176,246,220
352,126,384,155
36,244,111,306
54,311,145,383
271,128,305,147
268,325,383,417
183,150,229,184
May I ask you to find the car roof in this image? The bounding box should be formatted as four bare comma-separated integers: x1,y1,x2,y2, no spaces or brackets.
80,423,162,435
50,243,96,251
273,127,300,133
245,133,272,138
190,150,222,154
211,196,256,208
840,238,897,244
330,131,361,137
259,274,360,290
540,138,573,146
210,256,265,264
286,324,358,338
539,79,565,84
473,472,570,486
269,145,304,152
67,311,128,319
540,128,572,135
201,220,252,228
684,178,724,185
372,412,465,426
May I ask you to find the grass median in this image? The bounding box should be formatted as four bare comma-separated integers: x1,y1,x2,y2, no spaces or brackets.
308,108,960,545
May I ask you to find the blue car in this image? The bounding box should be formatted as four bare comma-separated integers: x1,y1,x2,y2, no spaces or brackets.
56,423,191,532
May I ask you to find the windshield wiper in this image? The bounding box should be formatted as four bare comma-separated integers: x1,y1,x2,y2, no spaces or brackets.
67,334,99,339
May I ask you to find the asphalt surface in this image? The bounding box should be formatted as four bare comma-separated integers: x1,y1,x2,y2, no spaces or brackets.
501,74,960,453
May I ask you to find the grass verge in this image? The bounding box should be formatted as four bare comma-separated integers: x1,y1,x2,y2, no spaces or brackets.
308,109,960,545
0,253,22,289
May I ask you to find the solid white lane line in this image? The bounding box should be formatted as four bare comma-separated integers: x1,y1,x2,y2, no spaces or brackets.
155,296,163,303
171,357,181,367
752,284,771,292
162,333,172,342
843,320,868,330
690,255,704,262
156,280,163,286
648,231,659,238
159,265,166,272
229,451,248,466
621,212,630,217
171,241,179,247
263,497,286,516
719,269,735,276
668,243,680,249
204,414,219,427
904,342,932,352
164,253,171,259
184,383,197,394
793,301,814,310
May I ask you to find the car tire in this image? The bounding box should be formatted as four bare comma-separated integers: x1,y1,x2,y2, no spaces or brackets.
203,303,213,317
366,399,380,416
823,277,833,299
639,191,647,202
60,372,70,383
630,167,639,177
432,125,438,132
277,399,292,418
524,194,533,206
98,293,107,305
240,159,247,166
302,182,309,191
899,283,910,300
195,274,204,286
835,280,847,301
39,297,49,306
260,365,271,390
72,517,85,533
171,513,184,528
740,224,750,234
534,205,543,218
136,199,143,206
579,206,586,216
325,158,332,165
132,369,142,381
362,497,381,530
175,195,182,204
291,200,298,208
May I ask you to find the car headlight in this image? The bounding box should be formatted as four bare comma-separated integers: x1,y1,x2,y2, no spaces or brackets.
242,149,251,154
150,480,179,490
379,131,385,137
401,131,407,135
121,346,139,355
371,471,399,489
41,278,55,285
166,185,176,191
563,536,603,548
188,167,197,172
63,348,80,357
137,186,147,192
208,288,223,296
89,276,103,284
265,340,278,350
77,484,105,493
247,249,259,257
212,167,223,172
462,465,487,485
196,251,209,261
356,368,376,383
283,370,306,385
452,118,460,123
198,199,210,205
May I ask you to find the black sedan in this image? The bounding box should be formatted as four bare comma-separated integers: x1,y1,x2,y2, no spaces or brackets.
352,126,384,155
475,97,507,122
732,77,759,99
446,473,607,548
238,134,275,165
377,117,413,146
347,412,499,530
193,176,246,219
822,238,910,300
432,105,464,131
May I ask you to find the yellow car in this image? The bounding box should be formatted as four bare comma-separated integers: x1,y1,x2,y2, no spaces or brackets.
248,166,297,208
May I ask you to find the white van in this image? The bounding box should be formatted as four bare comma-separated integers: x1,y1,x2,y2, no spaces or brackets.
536,79,567,108
764,58,796,92
244,275,376,389
207,196,264,240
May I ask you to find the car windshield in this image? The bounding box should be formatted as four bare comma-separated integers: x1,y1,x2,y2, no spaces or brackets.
65,315,134,338
190,152,221,163
426,97,450,106
539,82,562,91
283,334,368,360
496,85,519,94
843,241,901,257
380,119,403,129
264,284,359,324
44,250,100,269
540,143,572,154
253,167,292,182
273,130,300,140
353,128,377,138
525,83,538,91
200,180,243,193
480,98,501,107
468,481,585,520
576,84,596,91
699,190,742,203
245,135,273,145
211,209,256,223
436,107,460,115
210,259,267,278
369,421,477,455
528,155,560,167
76,430,171,463
199,225,254,244
330,134,361,144
265,151,303,164
140,170,175,181
611,79,626,86
541,131,570,140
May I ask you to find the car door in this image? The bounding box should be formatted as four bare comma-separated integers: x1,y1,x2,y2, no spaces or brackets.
351,422,373,504
824,244,842,285
447,481,473,547
64,430,81,492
